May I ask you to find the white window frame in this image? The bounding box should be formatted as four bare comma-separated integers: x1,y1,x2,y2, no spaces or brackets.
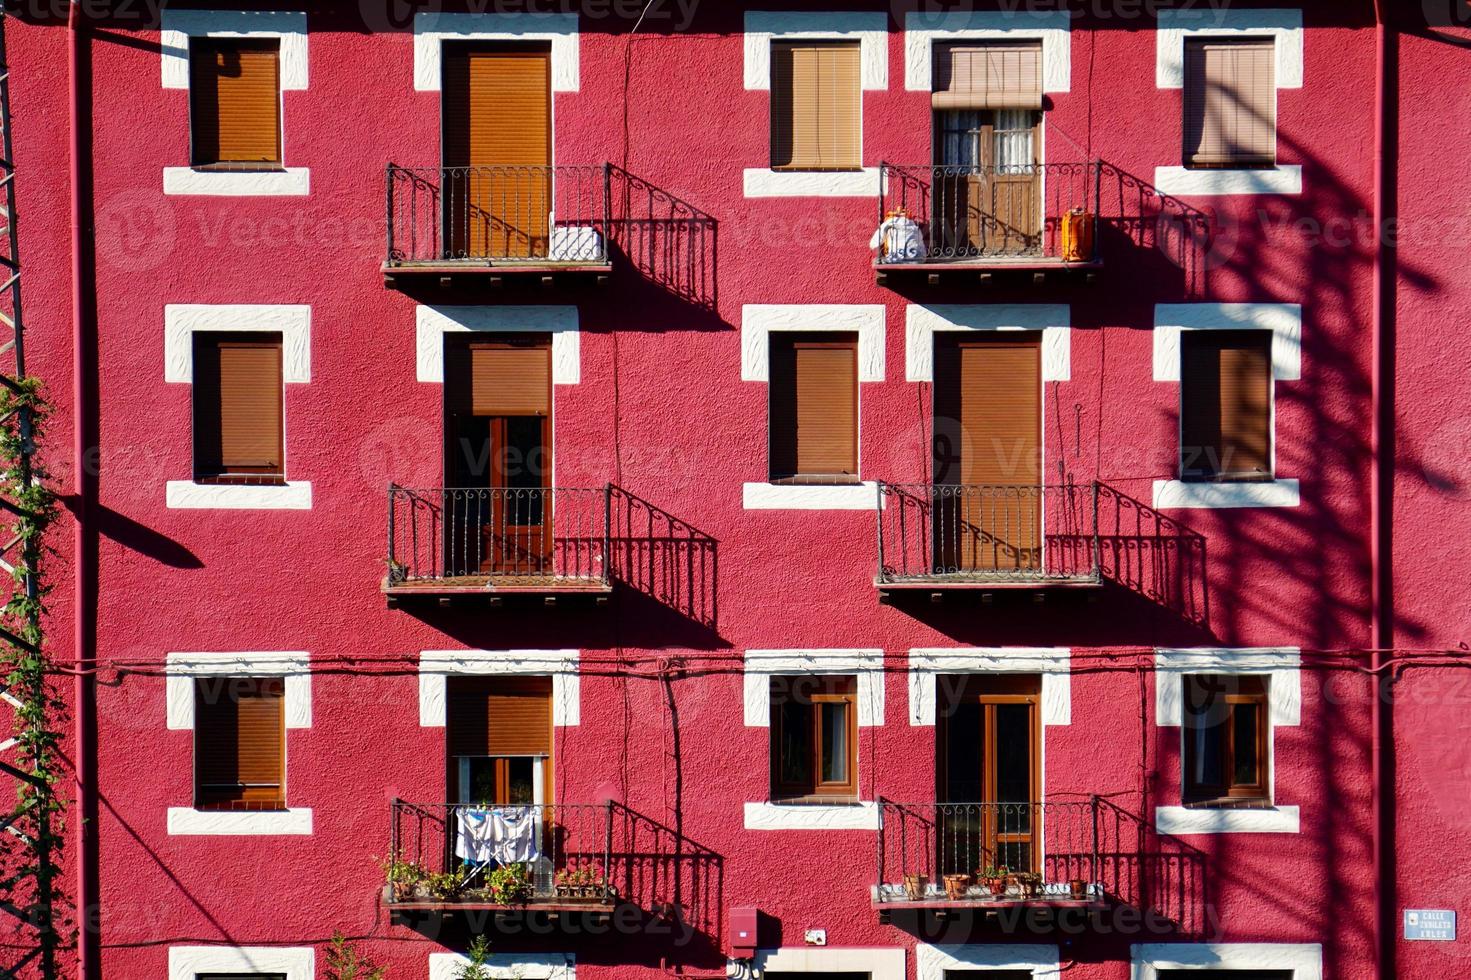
169,945,314,980
903,9,1072,93
905,304,1070,382
743,648,884,830
1154,647,1301,834
164,651,312,836
416,305,580,385
742,304,885,510
1154,8,1304,196
917,943,1061,979
738,947,906,979
418,649,581,729
164,304,312,510
161,9,310,196
413,11,579,93
743,11,889,197
1152,303,1301,509
1132,942,1322,980
429,952,575,980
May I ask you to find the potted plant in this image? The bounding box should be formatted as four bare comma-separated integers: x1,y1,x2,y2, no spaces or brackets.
1068,877,1089,900
1011,871,1043,899
382,858,429,902
977,865,1007,897
425,867,466,902
902,873,927,900
942,873,971,900
486,862,533,905
555,865,607,900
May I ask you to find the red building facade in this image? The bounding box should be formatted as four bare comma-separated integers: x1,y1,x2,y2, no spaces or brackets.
5,2,1470,979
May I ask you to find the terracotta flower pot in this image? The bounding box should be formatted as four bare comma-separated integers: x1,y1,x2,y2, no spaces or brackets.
903,874,927,901
1069,878,1088,900
943,873,971,900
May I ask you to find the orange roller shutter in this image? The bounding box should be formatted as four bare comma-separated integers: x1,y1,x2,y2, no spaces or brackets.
194,678,285,809
769,333,858,480
443,338,552,417
932,43,1044,110
1184,39,1276,167
190,38,281,166
192,333,284,481
446,676,554,757
770,41,861,170
1181,330,1271,479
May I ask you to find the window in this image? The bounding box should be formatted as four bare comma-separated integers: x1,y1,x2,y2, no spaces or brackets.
194,677,285,811
1180,330,1271,481
770,41,861,170
189,37,282,168
768,332,858,482
192,332,284,485
770,675,857,801
1159,973,1292,980
198,975,288,980
1182,674,1269,805
446,676,553,805
1183,38,1276,168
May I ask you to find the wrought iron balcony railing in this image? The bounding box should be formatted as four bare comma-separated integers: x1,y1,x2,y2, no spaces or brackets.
876,482,1102,587
385,163,612,266
876,799,1106,906
876,162,1102,264
386,485,611,592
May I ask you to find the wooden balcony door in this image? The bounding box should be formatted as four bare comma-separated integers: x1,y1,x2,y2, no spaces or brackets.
931,334,1042,574
441,43,551,260
938,675,1041,876
444,337,552,578
934,110,1040,256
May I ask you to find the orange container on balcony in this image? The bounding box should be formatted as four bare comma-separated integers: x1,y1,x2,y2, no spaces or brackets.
1061,209,1095,262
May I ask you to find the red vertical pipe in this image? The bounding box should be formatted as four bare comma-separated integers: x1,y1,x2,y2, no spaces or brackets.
68,2,99,977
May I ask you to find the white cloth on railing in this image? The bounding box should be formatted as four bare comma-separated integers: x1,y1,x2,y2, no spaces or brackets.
870,215,926,263
550,224,604,262
456,807,541,865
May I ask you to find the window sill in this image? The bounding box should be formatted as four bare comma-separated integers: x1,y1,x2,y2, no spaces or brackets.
1152,478,1299,510
1154,804,1299,835
167,806,313,836
743,800,878,830
163,166,310,196
1152,165,1302,196
166,480,313,510
743,481,879,510
743,166,882,198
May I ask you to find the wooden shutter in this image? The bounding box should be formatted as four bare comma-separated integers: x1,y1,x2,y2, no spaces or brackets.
444,337,552,417
192,333,284,482
1184,39,1276,167
932,43,1043,110
770,41,861,170
190,38,281,166
194,678,284,809
933,335,1041,486
769,333,858,479
1181,331,1272,479
447,676,553,757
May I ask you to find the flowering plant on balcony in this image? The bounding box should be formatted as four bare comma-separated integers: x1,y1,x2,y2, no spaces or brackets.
554,864,606,899
382,857,430,902
486,862,533,905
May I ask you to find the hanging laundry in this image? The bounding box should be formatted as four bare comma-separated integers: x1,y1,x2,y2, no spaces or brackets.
870,212,926,263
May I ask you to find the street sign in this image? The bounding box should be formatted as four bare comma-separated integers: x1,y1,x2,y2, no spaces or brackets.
1405,909,1457,941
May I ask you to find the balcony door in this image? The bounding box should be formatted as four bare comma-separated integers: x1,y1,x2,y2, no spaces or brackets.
931,334,1042,574
938,675,1041,875
934,110,1040,257
443,335,552,578
441,43,551,260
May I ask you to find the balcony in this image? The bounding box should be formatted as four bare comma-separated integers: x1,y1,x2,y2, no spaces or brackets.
386,800,721,937
383,163,612,287
384,485,611,606
875,482,1102,602
874,161,1103,286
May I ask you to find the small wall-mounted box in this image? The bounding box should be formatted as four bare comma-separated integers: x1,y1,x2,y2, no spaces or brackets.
731,907,759,959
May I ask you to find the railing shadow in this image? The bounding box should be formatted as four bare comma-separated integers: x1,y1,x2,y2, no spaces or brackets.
1095,162,1215,299
607,485,718,632
610,802,724,952
606,166,717,311
1095,482,1210,629
1094,798,1210,940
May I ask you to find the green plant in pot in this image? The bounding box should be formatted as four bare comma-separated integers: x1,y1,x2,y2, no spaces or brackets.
977,865,1008,896
486,862,533,905
425,867,467,901
382,857,429,902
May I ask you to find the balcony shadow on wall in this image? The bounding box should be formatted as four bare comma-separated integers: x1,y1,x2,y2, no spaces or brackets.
61,496,203,570
1095,483,1210,631
604,166,720,318
607,485,724,647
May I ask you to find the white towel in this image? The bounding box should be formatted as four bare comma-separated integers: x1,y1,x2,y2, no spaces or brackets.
870,216,926,263
489,806,540,865
455,808,497,864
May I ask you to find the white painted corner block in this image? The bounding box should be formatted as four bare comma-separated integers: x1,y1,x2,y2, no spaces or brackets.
744,11,889,91
169,945,315,980
742,304,886,382
165,304,312,383
429,953,575,980
167,807,314,836
161,9,309,89
743,482,880,511
1155,8,1304,89
905,304,1070,382
1152,479,1300,510
1152,303,1301,382
909,648,1071,726
415,306,580,384
1152,166,1303,197
166,482,313,511
744,948,905,980
916,944,1061,980
743,649,885,727
1133,943,1322,980
1154,647,1301,728
743,801,880,831
1154,805,1301,835
163,167,311,197
165,652,312,730
904,9,1072,93
743,167,883,198
414,12,579,92
418,650,581,728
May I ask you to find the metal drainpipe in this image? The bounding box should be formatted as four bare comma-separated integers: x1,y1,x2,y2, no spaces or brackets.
68,2,99,977
1369,3,1395,980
